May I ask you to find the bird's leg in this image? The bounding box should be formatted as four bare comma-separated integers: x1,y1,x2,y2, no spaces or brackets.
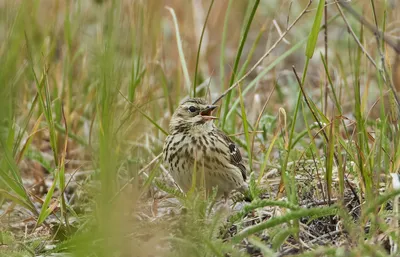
223,192,230,205
214,192,230,213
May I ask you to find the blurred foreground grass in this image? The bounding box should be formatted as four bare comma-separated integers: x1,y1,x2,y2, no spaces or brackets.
1,0,400,256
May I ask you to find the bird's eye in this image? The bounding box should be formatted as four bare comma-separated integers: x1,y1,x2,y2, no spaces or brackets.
188,106,197,113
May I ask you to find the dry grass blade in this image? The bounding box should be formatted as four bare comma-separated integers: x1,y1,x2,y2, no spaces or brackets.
119,90,168,135
166,6,191,94
16,114,43,164
393,48,400,92
193,0,214,96
58,104,70,230
251,86,276,158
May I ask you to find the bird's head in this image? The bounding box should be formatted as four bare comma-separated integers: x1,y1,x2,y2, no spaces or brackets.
169,98,218,134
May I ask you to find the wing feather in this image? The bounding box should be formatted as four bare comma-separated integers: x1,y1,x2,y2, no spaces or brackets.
215,129,247,180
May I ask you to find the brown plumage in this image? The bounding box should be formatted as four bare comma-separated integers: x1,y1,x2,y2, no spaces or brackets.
163,98,248,200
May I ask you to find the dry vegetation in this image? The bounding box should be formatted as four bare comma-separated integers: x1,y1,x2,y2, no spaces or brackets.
1,0,400,256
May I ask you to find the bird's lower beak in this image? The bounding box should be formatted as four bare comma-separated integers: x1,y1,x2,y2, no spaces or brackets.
200,105,218,120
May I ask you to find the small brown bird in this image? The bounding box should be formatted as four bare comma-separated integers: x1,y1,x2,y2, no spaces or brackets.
163,98,248,200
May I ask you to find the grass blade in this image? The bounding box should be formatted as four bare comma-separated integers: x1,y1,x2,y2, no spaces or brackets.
238,84,252,170
221,0,260,129
305,0,326,59
119,91,168,135
226,37,307,120
36,171,58,226
166,7,192,94
326,119,334,205
232,205,337,243
193,0,214,96
219,0,234,89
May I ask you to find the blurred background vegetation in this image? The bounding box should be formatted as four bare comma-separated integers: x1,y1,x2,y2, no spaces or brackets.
1,0,400,256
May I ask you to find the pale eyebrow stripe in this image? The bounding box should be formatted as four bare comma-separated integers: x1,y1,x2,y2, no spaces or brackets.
182,98,207,105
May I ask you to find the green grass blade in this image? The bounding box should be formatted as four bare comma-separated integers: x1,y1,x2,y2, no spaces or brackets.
305,0,326,58
25,34,59,166
0,167,29,205
36,171,59,226
325,120,334,205
229,199,299,223
272,227,298,251
238,84,252,171
0,189,33,211
232,205,337,242
222,0,260,129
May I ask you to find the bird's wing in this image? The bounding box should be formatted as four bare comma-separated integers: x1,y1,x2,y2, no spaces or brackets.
215,129,247,180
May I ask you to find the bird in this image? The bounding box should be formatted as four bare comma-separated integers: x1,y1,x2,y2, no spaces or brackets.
163,98,248,201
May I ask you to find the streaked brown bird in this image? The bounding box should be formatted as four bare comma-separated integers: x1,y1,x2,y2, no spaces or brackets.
163,98,248,200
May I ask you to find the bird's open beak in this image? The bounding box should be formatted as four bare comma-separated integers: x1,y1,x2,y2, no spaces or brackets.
200,105,218,120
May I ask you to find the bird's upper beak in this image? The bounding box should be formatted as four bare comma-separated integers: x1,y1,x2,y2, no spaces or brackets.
200,105,218,120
